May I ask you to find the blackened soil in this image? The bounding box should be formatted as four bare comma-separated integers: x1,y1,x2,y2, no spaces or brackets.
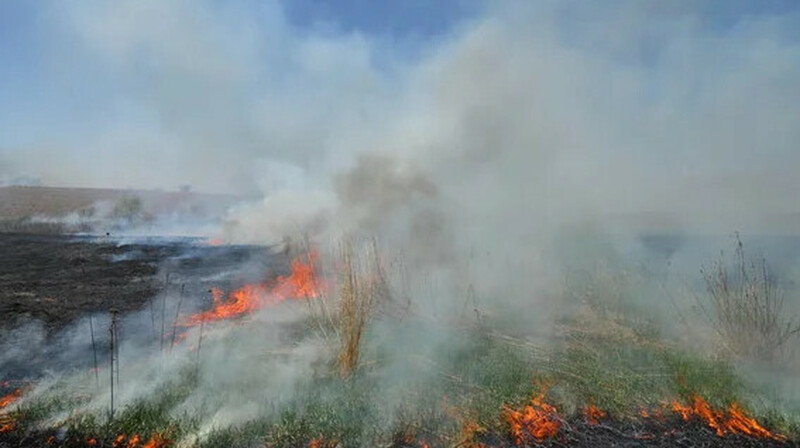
0,232,273,332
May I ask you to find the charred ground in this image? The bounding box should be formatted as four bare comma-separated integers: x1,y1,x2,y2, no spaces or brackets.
0,233,271,332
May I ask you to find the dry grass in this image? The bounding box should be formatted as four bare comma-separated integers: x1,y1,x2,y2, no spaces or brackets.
335,238,387,378
301,236,387,378
699,236,800,362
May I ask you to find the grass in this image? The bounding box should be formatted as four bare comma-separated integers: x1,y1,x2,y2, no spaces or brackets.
8,322,798,447
4,239,800,447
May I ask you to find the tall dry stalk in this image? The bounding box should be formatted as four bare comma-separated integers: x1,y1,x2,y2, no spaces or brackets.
108,308,119,419
699,236,800,361
169,284,186,353
89,315,99,388
335,238,386,378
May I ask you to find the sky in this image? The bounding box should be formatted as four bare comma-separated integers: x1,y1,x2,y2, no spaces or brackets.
1,0,800,235
0,0,482,154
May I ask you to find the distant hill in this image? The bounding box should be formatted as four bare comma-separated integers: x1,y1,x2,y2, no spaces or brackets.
0,186,243,233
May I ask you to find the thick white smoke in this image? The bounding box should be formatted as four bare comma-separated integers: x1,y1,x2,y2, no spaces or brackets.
3,0,800,442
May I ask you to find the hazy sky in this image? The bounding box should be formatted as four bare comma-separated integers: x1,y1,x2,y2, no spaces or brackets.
1,1,800,233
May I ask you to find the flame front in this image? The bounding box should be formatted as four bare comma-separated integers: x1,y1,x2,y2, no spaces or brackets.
671,396,785,440
503,392,561,444
0,389,21,410
180,251,323,327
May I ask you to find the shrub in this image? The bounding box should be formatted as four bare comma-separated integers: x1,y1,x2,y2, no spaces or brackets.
699,236,800,361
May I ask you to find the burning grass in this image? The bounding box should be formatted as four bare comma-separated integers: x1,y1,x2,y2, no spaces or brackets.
1,239,799,447
671,396,785,441
179,250,324,327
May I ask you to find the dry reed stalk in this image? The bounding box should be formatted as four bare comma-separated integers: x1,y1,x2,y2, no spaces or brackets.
195,301,206,382
699,236,800,361
109,308,119,419
89,315,99,388
336,238,384,378
300,235,338,347
169,284,186,353
160,273,169,355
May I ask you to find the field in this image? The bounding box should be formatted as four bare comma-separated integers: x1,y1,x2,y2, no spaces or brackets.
0,233,799,448
0,186,239,234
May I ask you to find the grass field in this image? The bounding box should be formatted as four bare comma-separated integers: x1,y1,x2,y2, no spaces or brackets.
1,238,799,447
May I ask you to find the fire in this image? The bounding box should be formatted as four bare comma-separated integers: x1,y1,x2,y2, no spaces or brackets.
206,237,225,246
308,438,337,448
0,389,21,410
583,404,607,425
503,392,561,444
112,433,170,448
142,433,170,448
180,251,323,327
670,396,785,440
459,421,487,448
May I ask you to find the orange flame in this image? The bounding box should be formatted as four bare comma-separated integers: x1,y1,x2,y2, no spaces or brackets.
308,438,337,448
142,433,170,448
503,392,561,445
460,421,487,448
112,433,170,448
206,237,225,246
0,422,15,433
583,404,607,425
670,396,785,440
0,389,21,410
180,251,323,327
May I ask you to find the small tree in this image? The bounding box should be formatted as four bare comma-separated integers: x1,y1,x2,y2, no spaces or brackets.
110,195,143,224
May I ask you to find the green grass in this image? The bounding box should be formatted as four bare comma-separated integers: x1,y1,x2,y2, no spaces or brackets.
5,264,800,447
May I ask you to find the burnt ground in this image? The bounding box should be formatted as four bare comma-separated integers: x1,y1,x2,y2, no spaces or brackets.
0,232,284,381
2,414,797,448
0,232,273,332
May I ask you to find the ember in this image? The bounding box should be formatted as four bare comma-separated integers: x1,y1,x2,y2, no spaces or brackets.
111,433,170,448
113,434,127,447
308,437,337,448
583,404,607,425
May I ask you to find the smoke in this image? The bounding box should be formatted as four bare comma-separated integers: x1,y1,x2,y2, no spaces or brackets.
3,0,800,443
3,1,797,237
